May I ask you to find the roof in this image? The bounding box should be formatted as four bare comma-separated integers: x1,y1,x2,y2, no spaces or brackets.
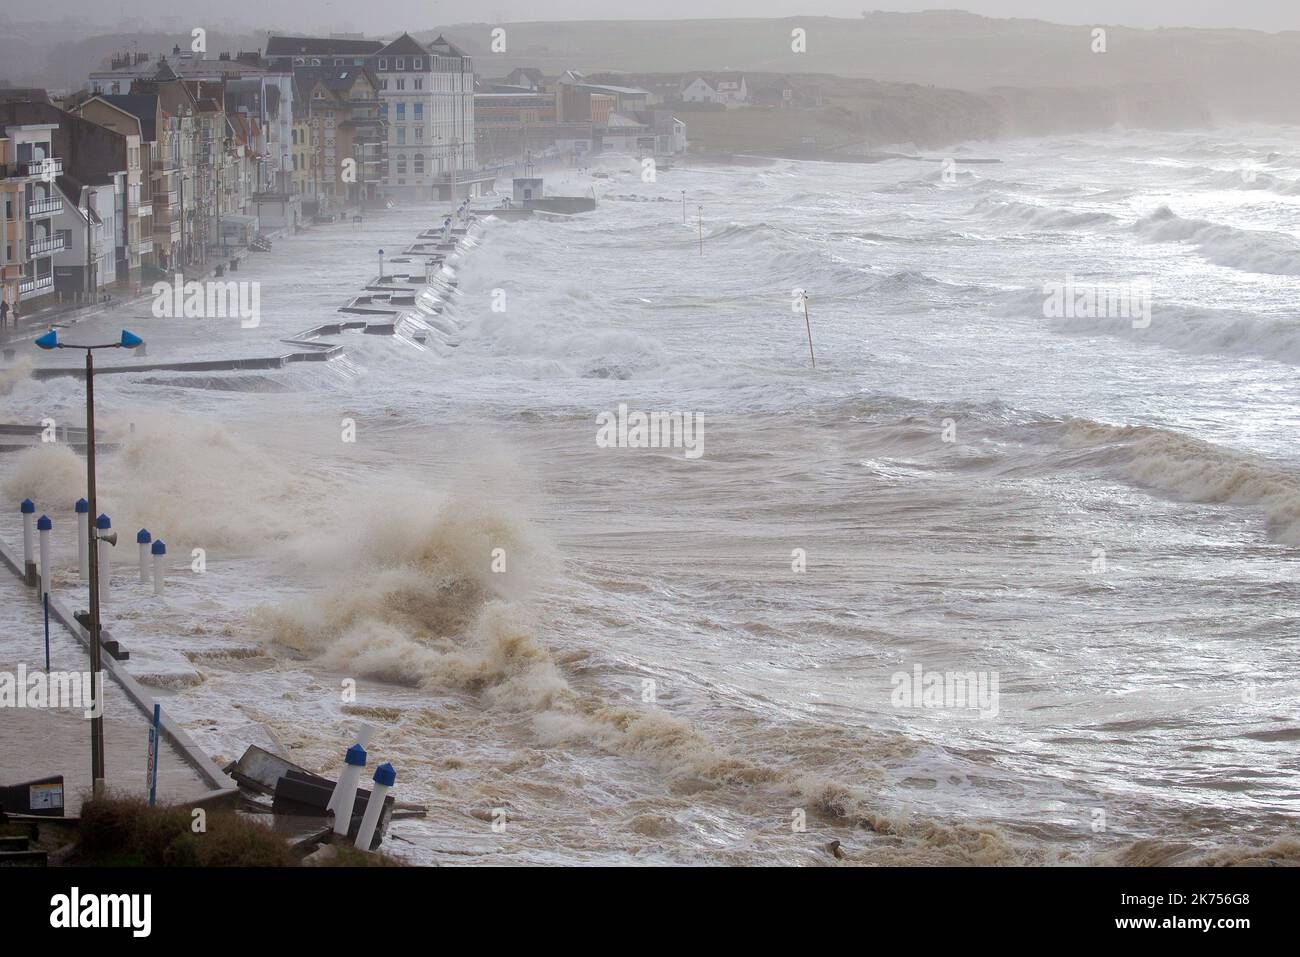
0,88,51,104
100,93,159,141
93,56,268,78
603,112,644,128
427,35,468,58
378,33,428,57
266,35,384,57
506,67,544,84
293,65,374,94
683,72,747,88
578,83,648,96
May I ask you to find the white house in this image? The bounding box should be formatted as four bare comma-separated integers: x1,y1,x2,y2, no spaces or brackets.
52,179,117,300
680,73,748,107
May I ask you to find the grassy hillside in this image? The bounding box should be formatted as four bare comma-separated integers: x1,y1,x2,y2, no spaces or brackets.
432,12,1300,124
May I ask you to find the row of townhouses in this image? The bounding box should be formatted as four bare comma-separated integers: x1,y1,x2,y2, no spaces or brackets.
2,32,706,317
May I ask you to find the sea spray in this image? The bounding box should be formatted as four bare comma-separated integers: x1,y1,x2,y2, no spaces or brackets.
2,444,83,508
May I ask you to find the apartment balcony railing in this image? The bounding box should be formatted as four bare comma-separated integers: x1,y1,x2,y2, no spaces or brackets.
18,275,54,297
19,158,62,178
27,235,65,255
28,196,62,216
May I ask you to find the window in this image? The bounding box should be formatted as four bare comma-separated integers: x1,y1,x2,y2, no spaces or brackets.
397,128,406,145
413,153,424,173
396,58,404,70
396,79,405,91
414,58,422,70
414,102,422,117
414,78,422,90
415,128,423,142
396,156,406,174
379,58,388,70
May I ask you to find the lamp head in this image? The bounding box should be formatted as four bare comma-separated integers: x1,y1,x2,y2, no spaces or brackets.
119,329,143,349
35,329,58,350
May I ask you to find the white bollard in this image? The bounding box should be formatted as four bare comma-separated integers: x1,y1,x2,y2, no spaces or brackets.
75,498,89,581
96,513,112,608
329,744,367,836
37,515,52,600
354,762,395,851
152,539,166,596
21,499,36,586
137,529,151,582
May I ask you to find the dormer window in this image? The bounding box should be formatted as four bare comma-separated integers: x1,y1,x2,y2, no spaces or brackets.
379,58,388,70
396,58,404,70
414,58,422,70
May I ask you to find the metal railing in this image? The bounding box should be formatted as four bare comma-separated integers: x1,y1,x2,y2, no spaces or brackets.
28,196,62,216
27,235,66,255
19,157,62,177
18,275,54,295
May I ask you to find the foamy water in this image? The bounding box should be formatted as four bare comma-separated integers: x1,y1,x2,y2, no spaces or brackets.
2,128,1299,865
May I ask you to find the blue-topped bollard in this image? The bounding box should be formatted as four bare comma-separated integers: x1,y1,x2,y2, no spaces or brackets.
36,515,52,600
151,539,166,596
21,499,36,586
96,513,112,607
137,528,152,582
329,743,368,836
354,762,396,851
75,498,89,580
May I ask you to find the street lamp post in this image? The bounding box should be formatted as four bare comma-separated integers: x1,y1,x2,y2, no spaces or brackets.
35,327,145,794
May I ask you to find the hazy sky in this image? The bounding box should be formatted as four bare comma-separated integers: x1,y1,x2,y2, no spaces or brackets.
28,0,1300,34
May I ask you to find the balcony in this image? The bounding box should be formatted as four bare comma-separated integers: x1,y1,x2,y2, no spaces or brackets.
18,275,54,298
27,235,65,255
20,157,62,178
27,196,63,216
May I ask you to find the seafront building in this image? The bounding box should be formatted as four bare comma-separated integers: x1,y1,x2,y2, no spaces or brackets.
266,32,481,201
0,113,64,311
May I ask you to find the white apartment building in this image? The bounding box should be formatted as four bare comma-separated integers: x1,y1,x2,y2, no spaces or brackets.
374,34,480,202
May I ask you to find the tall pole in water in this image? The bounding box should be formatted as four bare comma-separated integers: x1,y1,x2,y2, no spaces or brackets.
802,291,816,369
698,205,703,256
